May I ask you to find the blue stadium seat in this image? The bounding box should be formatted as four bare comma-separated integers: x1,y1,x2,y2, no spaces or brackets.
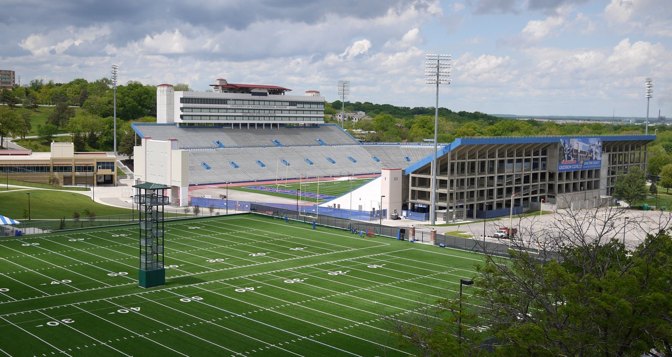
230,161,239,169
201,162,211,170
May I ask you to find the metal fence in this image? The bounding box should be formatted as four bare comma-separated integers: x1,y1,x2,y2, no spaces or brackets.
248,203,521,257
2,196,523,258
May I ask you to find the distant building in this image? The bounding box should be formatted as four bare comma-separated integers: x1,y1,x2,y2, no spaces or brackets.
0,142,116,186
156,78,325,128
335,111,367,122
0,70,15,90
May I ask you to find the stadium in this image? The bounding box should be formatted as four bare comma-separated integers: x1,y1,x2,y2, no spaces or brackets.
0,79,659,355
133,79,655,221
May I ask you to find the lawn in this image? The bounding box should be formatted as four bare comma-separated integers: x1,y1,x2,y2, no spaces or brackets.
16,107,53,135
2,179,88,191
0,214,485,356
0,189,129,220
233,178,373,203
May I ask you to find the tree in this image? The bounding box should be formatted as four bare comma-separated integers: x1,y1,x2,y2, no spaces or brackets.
395,207,672,356
648,145,672,177
47,101,75,128
651,181,658,195
613,166,648,207
660,164,672,194
37,124,58,144
0,89,19,108
0,107,19,148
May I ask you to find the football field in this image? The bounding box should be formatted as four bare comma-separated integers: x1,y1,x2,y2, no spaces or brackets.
0,214,483,356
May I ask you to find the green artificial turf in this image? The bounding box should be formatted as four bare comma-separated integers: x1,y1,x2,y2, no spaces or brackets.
0,214,485,356
233,178,372,202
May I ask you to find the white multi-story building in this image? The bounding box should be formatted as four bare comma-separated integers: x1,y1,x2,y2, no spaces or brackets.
157,79,325,128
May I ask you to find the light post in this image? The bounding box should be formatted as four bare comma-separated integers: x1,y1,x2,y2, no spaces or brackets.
112,64,118,157
337,80,350,128
425,54,451,226
26,192,31,221
5,168,8,190
645,78,653,135
130,195,134,221
539,198,544,217
623,216,629,246
296,188,301,215
379,195,386,234
458,278,474,345
226,182,229,215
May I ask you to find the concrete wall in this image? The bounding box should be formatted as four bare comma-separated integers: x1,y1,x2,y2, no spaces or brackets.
50,142,74,158
134,138,188,206
381,169,402,219
156,85,174,124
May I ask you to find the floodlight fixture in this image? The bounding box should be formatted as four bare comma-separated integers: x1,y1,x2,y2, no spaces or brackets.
337,80,350,128
112,64,119,158
425,54,452,225
645,78,653,135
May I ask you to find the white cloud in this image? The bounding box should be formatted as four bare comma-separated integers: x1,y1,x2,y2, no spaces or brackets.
455,54,515,84
521,5,573,42
140,30,189,54
604,0,672,37
19,25,110,56
340,39,372,60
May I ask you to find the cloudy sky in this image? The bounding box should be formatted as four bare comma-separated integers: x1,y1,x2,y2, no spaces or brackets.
1,0,670,117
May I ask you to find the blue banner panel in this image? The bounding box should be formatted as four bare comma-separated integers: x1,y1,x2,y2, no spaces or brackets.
558,138,602,172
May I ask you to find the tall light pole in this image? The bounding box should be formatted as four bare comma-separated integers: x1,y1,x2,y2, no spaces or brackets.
296,188,301,214
337,80,350,128
645,78,653,135
458,278,474,345
112,64,119,157
226,182,229,215
379,195,386,234
425,54,451,225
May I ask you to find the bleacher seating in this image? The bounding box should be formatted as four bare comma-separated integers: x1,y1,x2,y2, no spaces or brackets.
135,123,436,185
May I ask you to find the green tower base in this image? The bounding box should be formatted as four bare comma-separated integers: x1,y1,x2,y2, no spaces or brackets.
139,269,165,288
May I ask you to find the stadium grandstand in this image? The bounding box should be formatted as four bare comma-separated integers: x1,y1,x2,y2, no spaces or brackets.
132,123,436,192
134,79,655,221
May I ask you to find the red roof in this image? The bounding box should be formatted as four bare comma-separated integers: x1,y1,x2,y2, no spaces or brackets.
210,82,291,93
157,83,173,87
0,150,32,156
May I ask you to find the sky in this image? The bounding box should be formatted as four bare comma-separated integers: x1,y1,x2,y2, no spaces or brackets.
1,0,670,117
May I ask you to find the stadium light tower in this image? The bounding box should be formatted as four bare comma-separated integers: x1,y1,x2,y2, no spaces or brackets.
112,64,119,157
425,54,451,225
645,78,653,135
337,80,350,128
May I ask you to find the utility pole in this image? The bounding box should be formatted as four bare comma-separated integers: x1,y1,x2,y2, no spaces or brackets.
425,54,451,226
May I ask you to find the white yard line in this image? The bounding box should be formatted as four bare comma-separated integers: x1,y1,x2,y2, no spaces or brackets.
1,248,415,318
101,298,242,355
0,316,71,356
3,243,113,288
0,272,50,296
164,288,360,356
71,304,190,357
35,310,132,357
194,283,407,355
0,257,82,292
134,294,303,357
